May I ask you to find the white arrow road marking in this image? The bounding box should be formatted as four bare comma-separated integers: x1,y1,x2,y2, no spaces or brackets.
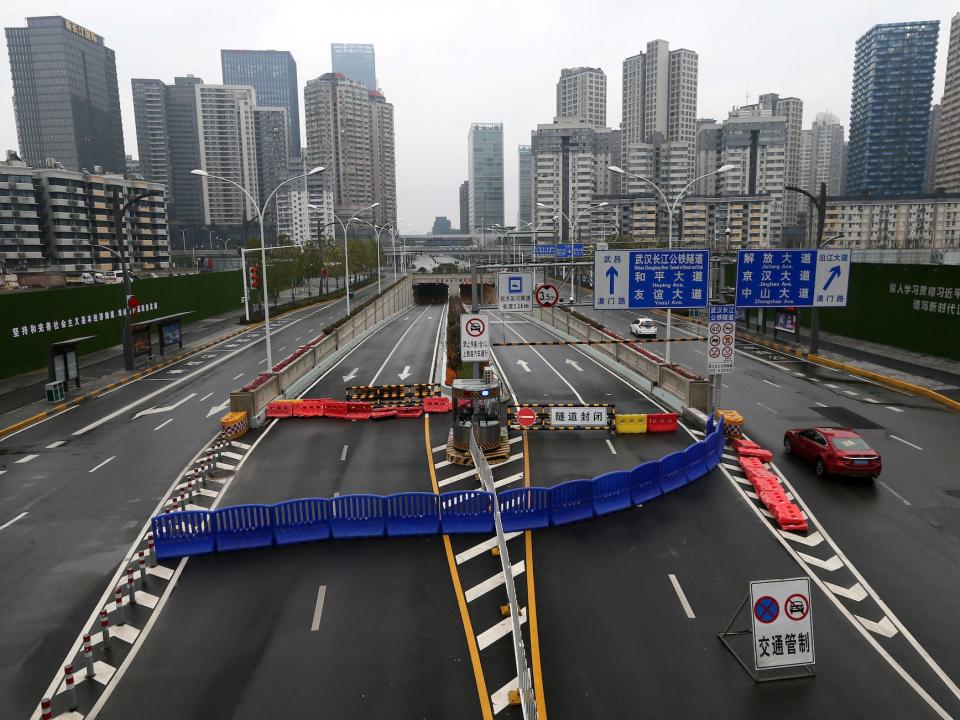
186,361,203,366
342,368,359,383
825,581,868,602
779,530,824,547
797,552,843,571
132,393,197,419
516,359,531,372
398,365,412,380
565,358,583,372
856,614,898,638
206,400,230,418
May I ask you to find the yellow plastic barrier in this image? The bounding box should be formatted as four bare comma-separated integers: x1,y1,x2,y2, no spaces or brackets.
614,413,648,434
220,410,249,439
715,409,743,438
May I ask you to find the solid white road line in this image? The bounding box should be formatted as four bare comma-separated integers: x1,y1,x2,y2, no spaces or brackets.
605,438,618,455
886,406,905,413
153,418,173,431
890,435,923,451
369,303,432,385
232,373,244,380
815,402,828,407
46,441,66,449
493,472,524,490
310,585,327,631
15,454,38,464
756,402,779,414
456,533,523,565
668,574,696,619
477,607,527,651
340,445,349,461
465,561,525,603
199,392,213,402
878,481,912,507
88,456,116,473
762,379,781,388
0,511,28,531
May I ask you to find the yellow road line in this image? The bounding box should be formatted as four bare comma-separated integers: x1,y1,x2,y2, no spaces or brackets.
523,430,547,717
424,415,493,720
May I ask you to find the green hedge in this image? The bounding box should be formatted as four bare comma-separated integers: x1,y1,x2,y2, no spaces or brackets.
0,271,243,378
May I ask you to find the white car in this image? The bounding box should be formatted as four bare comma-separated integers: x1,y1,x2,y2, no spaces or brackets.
630,317,658,339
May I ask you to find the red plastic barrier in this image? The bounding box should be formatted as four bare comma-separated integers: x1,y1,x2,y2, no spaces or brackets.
759,487,790,511
738,447,773,463
646,413,678,433
324,400,349,419
295,399,325,418
396,405,424,419
423,396,452,414
266,401,295,418
731,438,760,452
371,408,398,420
773,503,809,532
345,401,372,421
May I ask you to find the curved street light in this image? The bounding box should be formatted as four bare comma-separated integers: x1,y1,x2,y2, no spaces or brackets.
332,203,380,315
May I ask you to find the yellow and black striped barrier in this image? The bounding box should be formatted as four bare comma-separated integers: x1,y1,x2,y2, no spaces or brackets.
345,383,441,405
507,403,616,431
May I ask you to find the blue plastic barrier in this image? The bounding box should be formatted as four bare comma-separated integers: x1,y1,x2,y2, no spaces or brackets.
330,495,385,538
684,442,707,483
593,470,632,515
272,498,331,546
385,492,441,536
499,488,550,532
658,451,687,493
630,461,662,505
706,413,715,435
151,511,215,560
214,505,274,552
549,480,595,526
439,490,494,534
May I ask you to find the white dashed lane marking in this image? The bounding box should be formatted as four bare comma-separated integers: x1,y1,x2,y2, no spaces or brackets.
15,454,38,464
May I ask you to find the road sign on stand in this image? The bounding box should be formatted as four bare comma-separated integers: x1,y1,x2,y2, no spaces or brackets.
594,250,709,309
497,272,533,312
460,313,490,362
516,407,538,428
735,250,851,307
535,284,559,308
750,577,815,671
707,305,736,374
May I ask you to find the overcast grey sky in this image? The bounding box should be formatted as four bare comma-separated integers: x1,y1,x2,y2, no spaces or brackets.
1,1,955,233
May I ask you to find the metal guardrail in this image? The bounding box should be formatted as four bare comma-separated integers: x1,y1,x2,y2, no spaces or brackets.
470,430,538,719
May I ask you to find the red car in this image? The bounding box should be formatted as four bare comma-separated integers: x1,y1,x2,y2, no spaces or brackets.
783,427,882,479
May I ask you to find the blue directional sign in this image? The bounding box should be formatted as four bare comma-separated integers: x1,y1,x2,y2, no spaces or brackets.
735,250,851,308
555,243,584,258
593,250,709,309
533,244,555,258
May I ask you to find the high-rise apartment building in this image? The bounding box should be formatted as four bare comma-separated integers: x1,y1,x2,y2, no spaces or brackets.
556,67,607,128
518,145,533,225
195,85,259,226
467,123,504,232
801,112,845,196
221,49,301,157
694,119,722,195
530,119,614,241
331,43,377,90
253,107,290,236
847,21,939,195
459,181,470,233
936,14,960,192
304,73,396,227
276,157,333,247
432,217,453,235
925,105,941,193
6,16,125,173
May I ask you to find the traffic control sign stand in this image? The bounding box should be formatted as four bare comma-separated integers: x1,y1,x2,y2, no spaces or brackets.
717,595,816,683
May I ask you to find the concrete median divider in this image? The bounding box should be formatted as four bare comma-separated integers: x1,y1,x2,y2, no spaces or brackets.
150,420,729,559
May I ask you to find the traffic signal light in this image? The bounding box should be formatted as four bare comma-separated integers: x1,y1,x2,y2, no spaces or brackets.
249,265,258,289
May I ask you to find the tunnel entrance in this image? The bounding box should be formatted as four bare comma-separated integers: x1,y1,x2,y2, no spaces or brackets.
413,282,450,304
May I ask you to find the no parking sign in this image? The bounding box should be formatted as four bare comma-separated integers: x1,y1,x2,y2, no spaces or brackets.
750,577,814,670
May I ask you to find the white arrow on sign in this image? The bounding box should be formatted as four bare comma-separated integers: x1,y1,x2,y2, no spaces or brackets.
398,366,413,381
133,393,197,419
342,368,359,383
565,358,583,372
516,359,531,372
206,400,230,418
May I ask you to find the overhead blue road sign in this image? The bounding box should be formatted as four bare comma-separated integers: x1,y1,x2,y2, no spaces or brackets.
533,244,555,258
736,249,851,307
593,250,709,309
555,243,584,258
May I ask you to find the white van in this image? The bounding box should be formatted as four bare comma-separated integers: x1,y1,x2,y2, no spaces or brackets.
80,272,95,285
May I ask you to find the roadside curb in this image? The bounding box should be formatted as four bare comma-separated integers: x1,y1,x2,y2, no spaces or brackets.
0,293,348,440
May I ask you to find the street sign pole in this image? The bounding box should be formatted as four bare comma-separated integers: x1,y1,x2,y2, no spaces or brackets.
471,259,480,379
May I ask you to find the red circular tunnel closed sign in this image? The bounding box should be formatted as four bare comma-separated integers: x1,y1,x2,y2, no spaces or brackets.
516,407,538,427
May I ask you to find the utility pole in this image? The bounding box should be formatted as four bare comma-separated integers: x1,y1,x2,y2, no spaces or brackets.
785,181,827,355
112,187,158,371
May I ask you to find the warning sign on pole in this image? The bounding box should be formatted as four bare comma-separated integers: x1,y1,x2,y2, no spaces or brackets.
707,304,736,375
460,313,490,362
750,577,814,670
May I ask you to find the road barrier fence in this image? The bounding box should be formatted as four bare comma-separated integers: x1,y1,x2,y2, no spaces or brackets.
151,419,725,561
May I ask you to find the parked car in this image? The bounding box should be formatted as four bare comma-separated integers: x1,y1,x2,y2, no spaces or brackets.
630,316,658,339
93,272,105,284
80,272,95,285
783,427,882,479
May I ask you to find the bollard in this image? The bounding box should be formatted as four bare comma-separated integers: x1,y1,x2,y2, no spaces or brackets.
114,586,125,625
195,468,205,489
126,567,137,606
40,698,53,720
147,534,157,568
138,550,147,584
100,609,111,649
83,634,95,678
171,496,179,513
180,491,189,509
64,664,77,710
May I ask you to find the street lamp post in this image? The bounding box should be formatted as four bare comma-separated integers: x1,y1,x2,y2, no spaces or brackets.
785,181,829,355
608,164,735,363
333,203,380,316
192,166,324,369
537,201,608,302
111,187,161,370
350,217,398,295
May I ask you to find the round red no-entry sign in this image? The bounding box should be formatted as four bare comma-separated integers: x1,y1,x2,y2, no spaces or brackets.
516,407,538,428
